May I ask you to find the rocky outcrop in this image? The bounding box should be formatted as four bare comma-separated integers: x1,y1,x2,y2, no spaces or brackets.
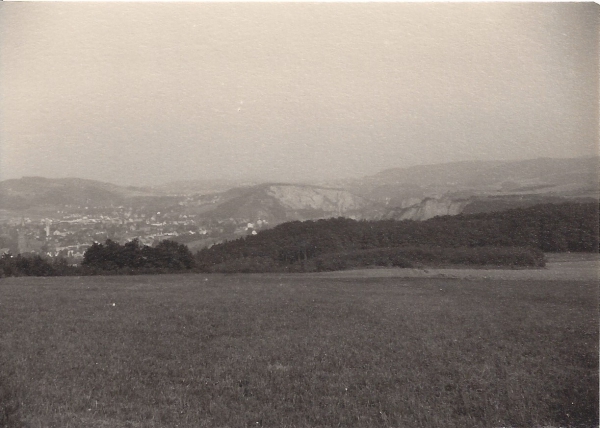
266,185,368,214
200,184,385,225
389,197,470,221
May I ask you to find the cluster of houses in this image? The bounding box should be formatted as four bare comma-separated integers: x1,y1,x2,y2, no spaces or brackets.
1,209,270,260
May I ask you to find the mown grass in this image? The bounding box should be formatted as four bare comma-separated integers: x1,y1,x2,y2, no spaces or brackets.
0,274,597,428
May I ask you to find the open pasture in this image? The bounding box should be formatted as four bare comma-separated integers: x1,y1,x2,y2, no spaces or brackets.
0,272,597,428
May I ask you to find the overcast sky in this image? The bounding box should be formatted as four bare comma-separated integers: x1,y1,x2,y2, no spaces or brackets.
0,3,597,186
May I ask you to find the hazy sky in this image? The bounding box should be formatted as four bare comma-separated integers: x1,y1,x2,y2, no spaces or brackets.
1,3,598,186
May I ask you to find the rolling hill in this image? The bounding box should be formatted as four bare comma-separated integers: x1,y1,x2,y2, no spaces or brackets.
0,177,185,218
0,177,155,210
335,156,599,220
144,179,252,196
1,156,597,223
196,183,384,223
344,156,598,204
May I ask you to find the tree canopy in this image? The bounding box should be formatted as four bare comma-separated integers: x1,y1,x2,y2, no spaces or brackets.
195,202,598,272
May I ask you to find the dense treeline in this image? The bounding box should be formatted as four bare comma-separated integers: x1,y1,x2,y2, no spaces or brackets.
307,246,546,272
0,239,195,277
82,239,194,273
0,253,76,277
196,202,598,272
1,202,596,277
207,246,546,273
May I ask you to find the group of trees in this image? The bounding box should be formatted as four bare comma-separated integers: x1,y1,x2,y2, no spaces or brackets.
0,253,75,277
196,203,598,272
0,239,195,277
1,202,597,277
82,239,194,272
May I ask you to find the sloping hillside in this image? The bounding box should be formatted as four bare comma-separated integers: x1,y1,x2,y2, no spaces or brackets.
0,177,181,212
344,156,599,206
385,194,599,221
327,156,599,220
145,179,251,196
2,156,597,223
200,184,384,224
195,202,599,273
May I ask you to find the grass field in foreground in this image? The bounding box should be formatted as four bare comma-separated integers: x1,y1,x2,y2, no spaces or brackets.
0,274,597,428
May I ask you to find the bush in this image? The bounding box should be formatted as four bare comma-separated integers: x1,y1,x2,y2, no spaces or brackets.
311,248,413,272
446,246,546,267
206,256,281,274
307,246,544,272
201,246,545,274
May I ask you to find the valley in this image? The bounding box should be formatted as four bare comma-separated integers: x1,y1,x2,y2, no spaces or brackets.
0,156,597,260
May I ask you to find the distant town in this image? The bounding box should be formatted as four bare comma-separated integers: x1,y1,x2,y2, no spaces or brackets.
1,156,597,264
0,204,268,263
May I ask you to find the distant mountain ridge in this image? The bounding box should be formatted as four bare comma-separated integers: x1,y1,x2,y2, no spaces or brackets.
1,156,597,223
329,156,598,220
145,179,255,196
0,177,382,225
343,156,598,204
0,177,156,210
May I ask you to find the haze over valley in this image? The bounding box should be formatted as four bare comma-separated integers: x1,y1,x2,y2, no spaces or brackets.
0,4,598,427
0,2,597,258
0,156,597,258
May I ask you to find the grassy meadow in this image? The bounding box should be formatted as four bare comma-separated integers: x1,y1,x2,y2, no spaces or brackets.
0,272,597,428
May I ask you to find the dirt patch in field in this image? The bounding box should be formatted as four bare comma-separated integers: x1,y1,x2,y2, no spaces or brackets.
307,254,599,281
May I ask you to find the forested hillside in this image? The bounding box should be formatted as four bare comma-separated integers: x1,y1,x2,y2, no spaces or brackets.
196,202,598,272
1,202,596,277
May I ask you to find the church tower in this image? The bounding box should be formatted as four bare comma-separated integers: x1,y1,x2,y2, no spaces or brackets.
45,219,51,239
17,217,28,254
